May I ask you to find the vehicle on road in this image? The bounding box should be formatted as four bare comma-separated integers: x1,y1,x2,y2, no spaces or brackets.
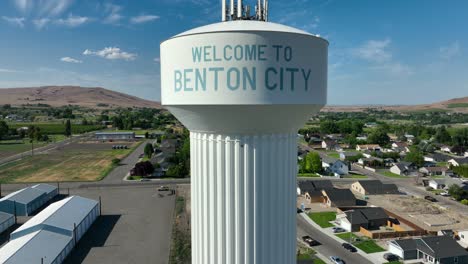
330,256,345,264
424,195,438,202
140,178,150,182
341,243,357,252
158,186,170,191
440,192,450,197
297,208,303,214
302,235,320,246
383,253,399,261
332,227,346,233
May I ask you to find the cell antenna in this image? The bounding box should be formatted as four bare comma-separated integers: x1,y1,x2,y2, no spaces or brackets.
222,0,268,21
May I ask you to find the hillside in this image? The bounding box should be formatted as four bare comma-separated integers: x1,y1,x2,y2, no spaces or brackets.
322,96,468,113
0,86,161,109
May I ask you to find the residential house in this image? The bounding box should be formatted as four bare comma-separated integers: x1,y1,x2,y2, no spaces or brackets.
464,151,468,158
337,207,389,232
326,134,344,141
356,144,381,152
390,162,415,176
160,139,178,156
322,157,349,176
361,150,372,158
297,180,334,202
420,167,453,177
448,158,468,167
388,239,418,260
429,179,445,190
339,151,360,161
356,135,368,141
351,180,399,195
389,236,468,263
321,188,356,207
321,140,338,150
358,157,384,167
405,134,415,143
392,142,410,153
424,153,451,163
457,230,468,248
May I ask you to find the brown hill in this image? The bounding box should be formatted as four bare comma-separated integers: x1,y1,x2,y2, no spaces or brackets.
322,96,468,113
0,86,161,109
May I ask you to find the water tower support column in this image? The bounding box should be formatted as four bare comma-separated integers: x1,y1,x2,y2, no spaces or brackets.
190,131,297,264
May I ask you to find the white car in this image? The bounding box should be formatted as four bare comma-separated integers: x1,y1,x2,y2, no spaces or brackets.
330,256,345,264
440,192,450,196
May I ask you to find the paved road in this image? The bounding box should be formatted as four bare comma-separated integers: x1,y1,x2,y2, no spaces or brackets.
297,215,373,264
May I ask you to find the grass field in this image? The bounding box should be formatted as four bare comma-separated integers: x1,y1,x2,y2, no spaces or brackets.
336,233,385,254
0,141,46,159
0,142,139,183
447,103,468,108
8,123,104,134
298,173,320,177
381,171,407,179
308,212,336,228
346,174,367,178
336,232,360,242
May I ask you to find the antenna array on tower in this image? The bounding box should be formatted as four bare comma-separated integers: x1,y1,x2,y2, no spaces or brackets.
222,0,268,22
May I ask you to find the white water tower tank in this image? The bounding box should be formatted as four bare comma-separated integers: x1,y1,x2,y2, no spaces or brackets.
160,2,327,263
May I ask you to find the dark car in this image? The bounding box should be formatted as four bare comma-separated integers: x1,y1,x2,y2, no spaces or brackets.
297,208,303,214
332,227,346,233
341,243,357,252
302,235,320,246
424,195,438,202
383,253,399,261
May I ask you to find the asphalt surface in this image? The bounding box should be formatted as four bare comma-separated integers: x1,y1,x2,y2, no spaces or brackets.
297,215,373,264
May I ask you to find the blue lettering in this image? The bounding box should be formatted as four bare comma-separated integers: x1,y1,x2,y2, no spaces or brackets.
242,67,256,90
284,46,292,62
203,46,211,62
245,45,256,61
174,70,182,92
209,67,224,91
195,68,206,91
184,69,193,91
192,47,202,63
234,45,243,61
227,68,240,90
280,68,284,90
265,67,277,90
272,45,283,62
301,69,311,91
224,45,232,61
286,68,298,91
258,45,267,61
213,46,221,62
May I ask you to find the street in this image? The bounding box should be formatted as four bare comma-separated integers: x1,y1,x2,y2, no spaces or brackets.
297,215,373,264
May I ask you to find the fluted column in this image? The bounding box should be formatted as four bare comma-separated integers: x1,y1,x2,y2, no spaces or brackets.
190,132,297,264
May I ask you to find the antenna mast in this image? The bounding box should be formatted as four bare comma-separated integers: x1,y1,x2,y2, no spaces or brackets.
222,0,268,21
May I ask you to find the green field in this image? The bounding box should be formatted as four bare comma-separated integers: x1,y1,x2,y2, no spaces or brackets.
0,141,46,159
336,232,385,254
0,142,139,183
308,212,336,228
447,103,468,108
336,232,360,241
8,123,104,134
346,174,367,179
298,173,320,178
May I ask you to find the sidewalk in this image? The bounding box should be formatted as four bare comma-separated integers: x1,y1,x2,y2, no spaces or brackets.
300,213,389,264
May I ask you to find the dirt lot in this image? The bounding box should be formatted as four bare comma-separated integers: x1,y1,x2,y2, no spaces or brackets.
0,141,138,183
367,194,468,231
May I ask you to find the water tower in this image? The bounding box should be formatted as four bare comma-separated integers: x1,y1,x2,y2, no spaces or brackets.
160,0,327,263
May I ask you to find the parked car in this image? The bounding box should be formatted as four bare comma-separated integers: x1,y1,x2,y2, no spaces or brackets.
297,208,303,214
329,256,345,264
158,186,170,192
332,227,346,233
140,178,150,182
302,235,320,246
440,192,450,197
341,243,357,252
383,253,399,261
424,195,438,202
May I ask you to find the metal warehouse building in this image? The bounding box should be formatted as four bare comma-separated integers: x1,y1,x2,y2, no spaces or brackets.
0,196,100,264
95,131,135,140
0,212,14,234
0,184,58,216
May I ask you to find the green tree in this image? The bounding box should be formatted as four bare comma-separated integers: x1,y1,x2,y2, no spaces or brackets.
65,119,72,137
144,143,154,158
434,126,451,144
448,184,468,201
320,121,339,134
0,121,9,140
304,152,322,174
145,132,149,139
404,151,424,167
368,129,390,146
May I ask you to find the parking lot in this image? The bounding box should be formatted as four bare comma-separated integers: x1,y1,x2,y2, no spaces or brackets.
64,184,176,264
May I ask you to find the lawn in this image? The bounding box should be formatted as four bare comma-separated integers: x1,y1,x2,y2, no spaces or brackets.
447,103,468,108
381,171,407,179
0,142,139,183
328,152,340,159
347,174,367,179
308,212,336,228
298,173,320,178
336,233,385,254
0,141,46,159
384,262,402,264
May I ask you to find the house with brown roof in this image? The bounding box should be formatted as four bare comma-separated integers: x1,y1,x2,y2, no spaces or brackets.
356,144,381,152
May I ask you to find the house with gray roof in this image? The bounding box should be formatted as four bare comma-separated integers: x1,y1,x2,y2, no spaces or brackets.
297,180,333,202
337,207,389,232
0,184,58,216
321,188,356,207
351,180,399,195
388,239,418,260
321,157,348,176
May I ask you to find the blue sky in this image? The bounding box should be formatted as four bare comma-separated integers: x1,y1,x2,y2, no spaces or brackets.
0,0,466,105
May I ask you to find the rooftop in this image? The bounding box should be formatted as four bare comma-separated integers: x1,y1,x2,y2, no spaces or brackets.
0,188,45,205
417,236,468,259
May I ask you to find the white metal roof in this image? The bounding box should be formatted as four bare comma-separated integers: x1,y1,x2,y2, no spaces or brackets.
170,20,327,43
0,187,45,205
0,229,71,264
0,211,13,223
31,184,57,194
12,196,98,236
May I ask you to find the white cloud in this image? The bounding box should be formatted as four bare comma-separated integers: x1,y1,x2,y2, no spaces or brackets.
354,38,392,63
55,14,89,27
13,0,31,12
61,57,82,63
440,42,460,59
103,3,123,24
153,57,160,63
33,18,51,29
14,0,73,17
2,16,25,27
83,47,137,61
371,63,413,76
0,68,20,73
130,15,160,24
